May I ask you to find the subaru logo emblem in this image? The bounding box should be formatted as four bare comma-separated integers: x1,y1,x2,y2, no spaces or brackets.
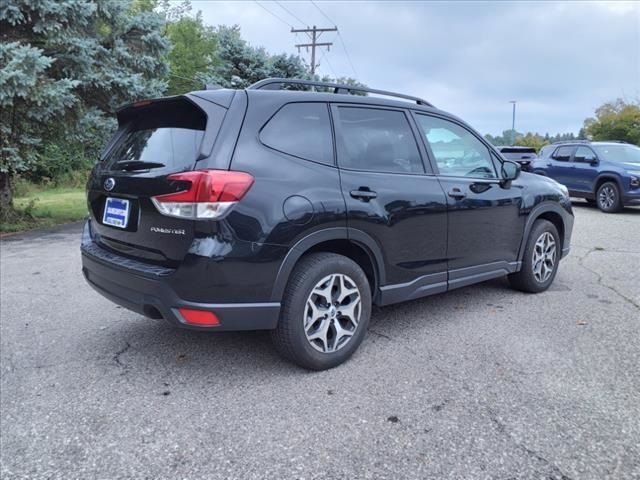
104,178,115,191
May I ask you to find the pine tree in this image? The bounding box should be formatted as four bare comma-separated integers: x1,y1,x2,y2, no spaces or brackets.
0,0,169,212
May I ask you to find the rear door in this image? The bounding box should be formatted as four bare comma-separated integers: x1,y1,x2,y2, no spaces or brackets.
87,94,233,266
545,145,575,188
331,104,448,299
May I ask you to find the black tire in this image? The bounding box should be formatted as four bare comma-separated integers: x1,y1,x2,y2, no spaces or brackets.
271,252,372,370
596,181,622,213
508,219,560,293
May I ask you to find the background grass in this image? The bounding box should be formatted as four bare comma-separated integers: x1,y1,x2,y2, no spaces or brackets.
1,186,87,233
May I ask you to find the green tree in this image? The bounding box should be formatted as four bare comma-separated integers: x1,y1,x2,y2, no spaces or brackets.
514,132,547,151
165,12,219,95
584,98,640,145
0,0,169,213
210,25,309,88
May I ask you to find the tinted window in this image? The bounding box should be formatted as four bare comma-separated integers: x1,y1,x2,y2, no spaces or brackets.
574,146,596,162
552,146,574,161
415,114,497,178
106,129,204,168
260,103,333,165
104,99,207,172
499,147,537,161
334,107,423,174
539,145,554,158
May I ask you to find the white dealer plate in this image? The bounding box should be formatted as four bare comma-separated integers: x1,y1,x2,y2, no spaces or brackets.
102,197,130,229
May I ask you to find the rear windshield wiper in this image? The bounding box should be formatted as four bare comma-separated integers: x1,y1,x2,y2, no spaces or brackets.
115,160,165,171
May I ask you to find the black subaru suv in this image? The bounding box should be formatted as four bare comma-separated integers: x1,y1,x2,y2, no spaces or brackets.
81,78,574,370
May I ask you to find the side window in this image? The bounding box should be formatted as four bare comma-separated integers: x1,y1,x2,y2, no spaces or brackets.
260,103,333,165
415,114,497,179
574,146,596,163
551,146,574,162
334,107,423,174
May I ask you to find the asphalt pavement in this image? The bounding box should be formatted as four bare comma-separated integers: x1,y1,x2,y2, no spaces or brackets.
1,202,639,480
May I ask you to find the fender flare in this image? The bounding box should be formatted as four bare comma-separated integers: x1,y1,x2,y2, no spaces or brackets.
270,227,385,302
517,202,570,262
593,173,623,195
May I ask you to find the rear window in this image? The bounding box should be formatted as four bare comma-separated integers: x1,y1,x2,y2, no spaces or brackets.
334,107,423,174
500,148,537,161
539,145,554,158
260,103,333,165
104,99,207,172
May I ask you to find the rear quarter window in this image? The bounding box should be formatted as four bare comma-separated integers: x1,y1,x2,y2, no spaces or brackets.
260,103,333,165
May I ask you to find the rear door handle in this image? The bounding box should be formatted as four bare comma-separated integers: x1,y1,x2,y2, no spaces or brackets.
350,189,377,201
447,187,466,199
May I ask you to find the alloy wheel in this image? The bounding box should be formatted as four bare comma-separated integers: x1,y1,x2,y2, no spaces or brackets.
532,232,556,283
303,274,361,353
598,185,616,210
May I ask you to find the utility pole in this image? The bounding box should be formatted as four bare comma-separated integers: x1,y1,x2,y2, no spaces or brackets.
291,25,337,76
509,100,517,145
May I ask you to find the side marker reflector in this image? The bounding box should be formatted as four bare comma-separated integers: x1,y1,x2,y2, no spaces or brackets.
179,308,220,326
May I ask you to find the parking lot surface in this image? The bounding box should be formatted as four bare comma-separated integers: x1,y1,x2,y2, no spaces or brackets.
1,202,639,480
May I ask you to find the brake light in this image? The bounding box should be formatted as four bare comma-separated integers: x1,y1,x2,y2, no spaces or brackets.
151,170,254,220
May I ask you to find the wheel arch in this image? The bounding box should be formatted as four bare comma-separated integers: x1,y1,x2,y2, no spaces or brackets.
594,173,623,195
270,228,385,303
517,202,569,263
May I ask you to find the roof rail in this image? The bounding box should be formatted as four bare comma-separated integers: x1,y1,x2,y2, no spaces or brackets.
247,78,435,107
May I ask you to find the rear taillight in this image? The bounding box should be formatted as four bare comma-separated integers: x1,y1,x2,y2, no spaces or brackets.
151,170,254,220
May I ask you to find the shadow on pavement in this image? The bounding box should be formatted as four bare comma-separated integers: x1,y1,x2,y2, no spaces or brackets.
571,199,640,214
96,277,513,377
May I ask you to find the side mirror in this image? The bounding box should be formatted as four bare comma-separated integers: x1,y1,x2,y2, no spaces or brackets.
589,158,599,166
501,160,521,187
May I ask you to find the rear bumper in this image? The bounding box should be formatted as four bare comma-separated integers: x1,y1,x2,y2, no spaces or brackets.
81,225,280,331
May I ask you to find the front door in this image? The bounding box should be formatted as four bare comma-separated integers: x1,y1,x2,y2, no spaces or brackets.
413,113,525,289
331,105,448,303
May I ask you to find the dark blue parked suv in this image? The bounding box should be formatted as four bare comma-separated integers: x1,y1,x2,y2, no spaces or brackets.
534,141,640,212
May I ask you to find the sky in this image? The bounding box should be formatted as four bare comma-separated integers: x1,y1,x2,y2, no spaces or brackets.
192,0,640,136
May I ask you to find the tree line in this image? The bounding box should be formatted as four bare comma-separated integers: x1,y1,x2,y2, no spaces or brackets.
0,0,361,217
1,0,638,219
485,98,640,152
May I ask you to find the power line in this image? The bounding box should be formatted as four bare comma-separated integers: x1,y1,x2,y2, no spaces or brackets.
275,1,307,27
308,0,358,78
336,31,358,78
318,48,338,79
273,1,337,79
292,26,337,76
309,0,336,24
169,72,200,83
255,1,295,29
